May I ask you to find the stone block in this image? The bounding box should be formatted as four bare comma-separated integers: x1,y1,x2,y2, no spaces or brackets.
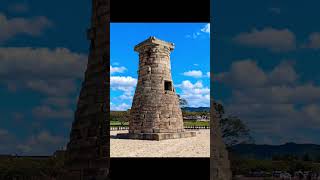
116,131,196,141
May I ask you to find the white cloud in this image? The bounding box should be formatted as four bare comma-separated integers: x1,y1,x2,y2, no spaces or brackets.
110,76,137,93
35,131,63,144
110,65,127,74
268,61,298,85
17,130,66,155
269,8,281,14
32,105,73,120
233,27,296,52
186,23,210,39
119,94,133,100
217,59,320,144
176,80,210,107
183,70,203,78
42,97,73,108
0,129,9,137
0,47,87,79
303,104,320,124
201,23,210,33
0,13,52,42
8,3,29,13
0,47,87,95
215,60,267,88
110,76,137,109
111,103,130,111
206,72,210,78
304,32,320,49
26,79,77,96
217,60,320,104
217,60,298,88
12,112,24,122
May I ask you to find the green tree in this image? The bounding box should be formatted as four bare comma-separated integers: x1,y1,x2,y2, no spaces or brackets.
177,94,188,108
110,110,130,126
220,116,254,147
213,101,225,118
302,153,311,161
272,154,281,161
213,101,254,147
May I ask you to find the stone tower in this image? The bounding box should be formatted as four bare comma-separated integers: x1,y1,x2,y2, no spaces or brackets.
61,0,110,179
117,36,195,140
210,100,232,180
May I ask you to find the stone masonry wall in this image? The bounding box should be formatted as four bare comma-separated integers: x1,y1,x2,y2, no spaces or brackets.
129,37,184,134
62,0,110,179
210,99,232,180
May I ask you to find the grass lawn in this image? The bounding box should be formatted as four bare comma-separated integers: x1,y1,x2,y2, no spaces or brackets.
110,120,209,127
183,120,209,126
110,121,129,126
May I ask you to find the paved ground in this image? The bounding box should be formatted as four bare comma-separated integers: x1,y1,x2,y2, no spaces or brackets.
110,129,210,157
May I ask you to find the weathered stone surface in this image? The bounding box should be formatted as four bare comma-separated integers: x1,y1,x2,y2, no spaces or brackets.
118,36,195,140
60,0,110,180
210,99,232,180
117,131,196,141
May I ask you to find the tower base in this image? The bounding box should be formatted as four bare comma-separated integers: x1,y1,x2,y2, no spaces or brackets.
116,131,196,141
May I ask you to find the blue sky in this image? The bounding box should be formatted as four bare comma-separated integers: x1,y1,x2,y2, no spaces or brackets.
110,23,210,110
213,0,320,145
0,0,91,155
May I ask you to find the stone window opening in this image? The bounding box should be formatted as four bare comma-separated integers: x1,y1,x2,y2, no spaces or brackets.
164,81,172,91
147,66,151,74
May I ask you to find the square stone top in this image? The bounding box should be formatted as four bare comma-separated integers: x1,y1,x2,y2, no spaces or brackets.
134,36,175,52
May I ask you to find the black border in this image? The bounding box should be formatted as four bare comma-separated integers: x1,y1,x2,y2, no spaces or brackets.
109,0,211,179
110,0,210,22
109,158,210,180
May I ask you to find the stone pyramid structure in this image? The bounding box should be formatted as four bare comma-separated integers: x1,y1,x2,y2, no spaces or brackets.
61,0,110,179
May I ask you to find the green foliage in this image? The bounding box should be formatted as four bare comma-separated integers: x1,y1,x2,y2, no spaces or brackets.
177,94,188,108
272,154,299,161
110,121,129,126
303,153,312,161
220,116,253,147
213,101,254,147
110,110,130,126
213,101,225,118
182,111,209,117
183,120,209,127
230,157,320,175
0,156,65,178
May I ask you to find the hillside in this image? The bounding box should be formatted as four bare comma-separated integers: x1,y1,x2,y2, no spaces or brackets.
181,107,210,112
230,142,320,160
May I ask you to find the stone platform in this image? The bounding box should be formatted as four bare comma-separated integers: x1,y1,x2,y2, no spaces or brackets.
116,131,196,141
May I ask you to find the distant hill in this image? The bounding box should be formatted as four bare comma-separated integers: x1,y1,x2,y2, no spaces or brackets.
230,142,320,160
181,107,210,112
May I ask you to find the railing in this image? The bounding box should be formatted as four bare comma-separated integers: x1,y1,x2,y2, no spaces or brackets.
110,125,210,131
185,126,210,129
110,126,129,131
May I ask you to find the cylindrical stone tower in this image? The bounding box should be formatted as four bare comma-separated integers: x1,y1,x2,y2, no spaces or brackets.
130,36,184,134
116,36,195,140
